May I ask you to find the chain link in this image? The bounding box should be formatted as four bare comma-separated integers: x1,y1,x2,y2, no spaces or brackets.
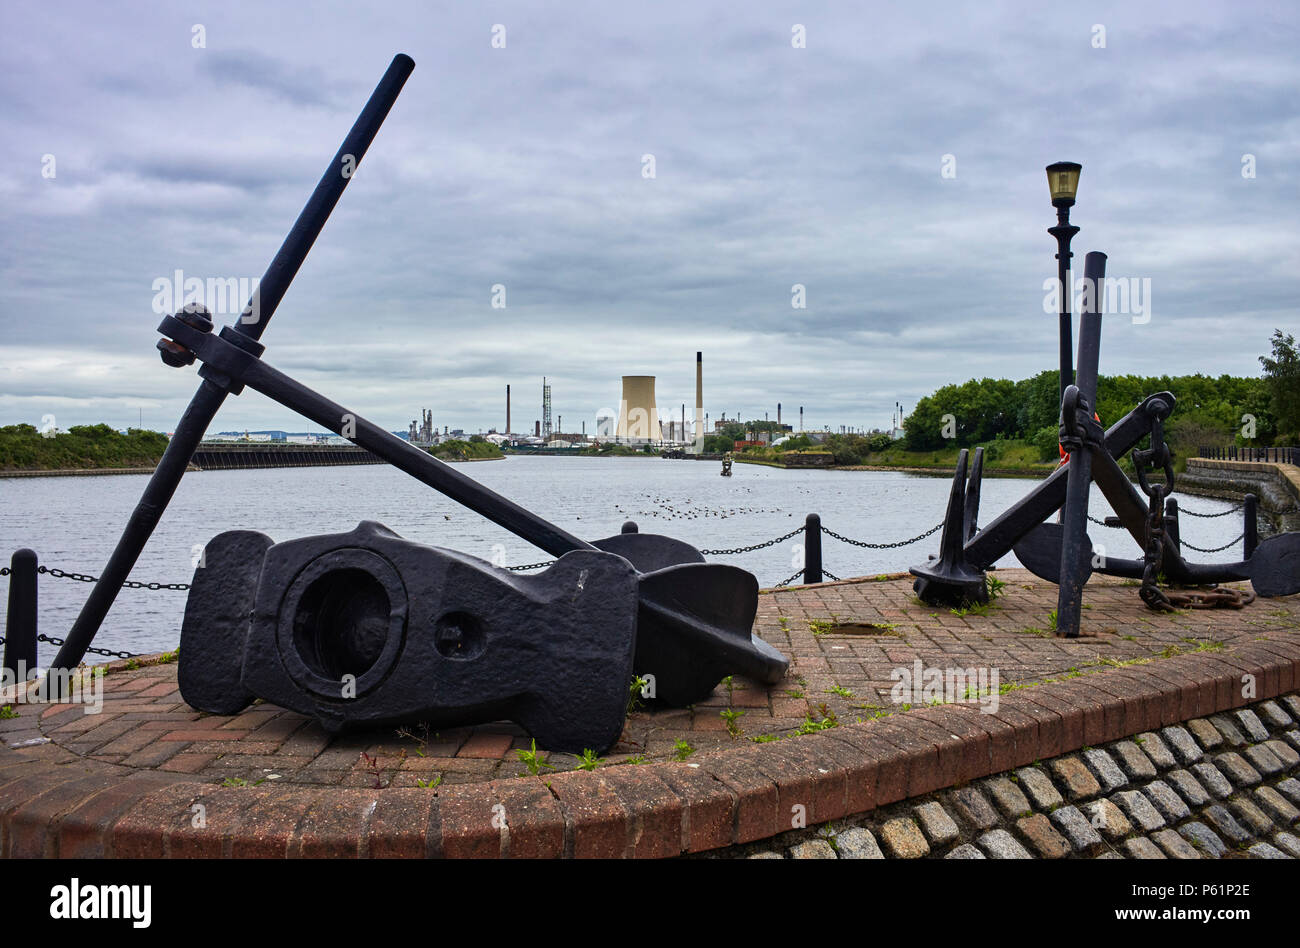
821,568,842,582
1176,503,1243,519
0,631,138,659
30,566,190,591
502,560,556,572
700,525,805,556
773,568,804,588
821,522,943,549
1179,534,1244,554
34,633,138,660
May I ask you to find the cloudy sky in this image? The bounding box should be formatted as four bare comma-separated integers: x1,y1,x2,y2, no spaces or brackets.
2,1,1296,437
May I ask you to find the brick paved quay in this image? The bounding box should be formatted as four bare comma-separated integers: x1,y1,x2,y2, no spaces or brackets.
1,568,1297,858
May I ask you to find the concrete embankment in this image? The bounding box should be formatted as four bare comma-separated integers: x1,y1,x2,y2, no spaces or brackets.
1177,458,1300,533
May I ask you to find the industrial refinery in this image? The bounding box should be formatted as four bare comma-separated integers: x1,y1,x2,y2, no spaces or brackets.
392,351,896,453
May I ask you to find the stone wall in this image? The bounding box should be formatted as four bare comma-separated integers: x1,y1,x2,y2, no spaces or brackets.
1177,459,1300,533
712,695,1300,860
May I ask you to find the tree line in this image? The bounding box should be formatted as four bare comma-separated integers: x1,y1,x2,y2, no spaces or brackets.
0,424,170,471
902,330,1299,458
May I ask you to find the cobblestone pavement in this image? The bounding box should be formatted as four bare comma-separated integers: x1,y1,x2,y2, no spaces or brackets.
2,570,1292,789
715,695,1300,859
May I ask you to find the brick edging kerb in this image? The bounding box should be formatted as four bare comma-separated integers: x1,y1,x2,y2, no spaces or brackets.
2,638,1298,858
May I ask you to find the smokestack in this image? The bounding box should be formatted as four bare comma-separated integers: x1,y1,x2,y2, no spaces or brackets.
535,420,540,437
800,406,804,432
777,402,781,426
693,351,704,453
506,384,511,435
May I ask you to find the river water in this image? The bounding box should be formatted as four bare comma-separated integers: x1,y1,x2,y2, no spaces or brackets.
0,455,1240,663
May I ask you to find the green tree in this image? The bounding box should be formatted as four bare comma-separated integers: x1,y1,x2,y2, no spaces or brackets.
1260,329,1300,441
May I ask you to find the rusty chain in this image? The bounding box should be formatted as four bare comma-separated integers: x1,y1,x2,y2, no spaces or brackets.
1134,421,1253,611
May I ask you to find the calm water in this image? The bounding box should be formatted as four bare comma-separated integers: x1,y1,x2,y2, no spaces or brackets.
0,456,1238,663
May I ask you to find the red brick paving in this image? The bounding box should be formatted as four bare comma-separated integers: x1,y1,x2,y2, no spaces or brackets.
1,569,1296,857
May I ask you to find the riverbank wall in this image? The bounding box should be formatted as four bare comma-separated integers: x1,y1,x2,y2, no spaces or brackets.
1177,458,1300,533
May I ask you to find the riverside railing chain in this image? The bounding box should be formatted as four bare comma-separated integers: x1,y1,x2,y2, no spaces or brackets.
821,522,943,549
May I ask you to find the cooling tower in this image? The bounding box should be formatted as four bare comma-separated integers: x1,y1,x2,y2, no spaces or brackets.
617,376,662,442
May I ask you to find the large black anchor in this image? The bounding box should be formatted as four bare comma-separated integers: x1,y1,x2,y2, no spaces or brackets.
179,523,644,753
912,250,1300,636
44,54,787,732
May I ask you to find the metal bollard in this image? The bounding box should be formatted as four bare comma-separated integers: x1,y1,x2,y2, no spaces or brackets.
621,521,638,534
1244,494,1258,559
1164,498,1181,559
804,514,823,584
3,549,38,682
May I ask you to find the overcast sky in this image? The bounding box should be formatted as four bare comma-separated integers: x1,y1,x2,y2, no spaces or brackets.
2,1,1296,437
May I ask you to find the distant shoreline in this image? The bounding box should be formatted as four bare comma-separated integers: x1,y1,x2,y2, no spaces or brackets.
0,454,504,478
733,456,1053,477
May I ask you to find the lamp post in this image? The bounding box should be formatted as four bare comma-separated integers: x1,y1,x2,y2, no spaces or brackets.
1046,161,1082,404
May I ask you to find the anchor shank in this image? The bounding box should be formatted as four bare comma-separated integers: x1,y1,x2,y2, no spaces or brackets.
235,354,592,558
46,55,416,679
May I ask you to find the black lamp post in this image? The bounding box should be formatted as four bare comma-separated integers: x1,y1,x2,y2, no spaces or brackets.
1046,161,1082,404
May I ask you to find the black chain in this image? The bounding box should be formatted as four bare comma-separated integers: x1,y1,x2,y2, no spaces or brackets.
1180,534,1244,554
821,522,943,549
1177,503,1243,518
821,568,842,582
701,525,805,556
503,561,556,572
1134,421,1253,611
1135,418,1177,612
30,566,190,591
34,632,138,660
1139,483,1174,612
0,631,137,659
773,568,804,588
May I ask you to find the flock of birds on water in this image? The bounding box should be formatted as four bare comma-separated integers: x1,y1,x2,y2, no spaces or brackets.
615,489,797,521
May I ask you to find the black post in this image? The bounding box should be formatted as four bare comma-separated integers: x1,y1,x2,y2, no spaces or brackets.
1164,497,1181,559
1050,217,1080,404
3,549,38,682
621,521,639,534
804,514,823,584
46,55,415,682
1244,494,1258,559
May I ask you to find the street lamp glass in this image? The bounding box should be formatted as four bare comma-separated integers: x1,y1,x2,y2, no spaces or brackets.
1046,161,1082,206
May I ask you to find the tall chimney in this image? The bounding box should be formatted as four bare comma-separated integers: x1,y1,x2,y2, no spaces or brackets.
693,351,704,453
777,402,782,426
506,384,511,435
